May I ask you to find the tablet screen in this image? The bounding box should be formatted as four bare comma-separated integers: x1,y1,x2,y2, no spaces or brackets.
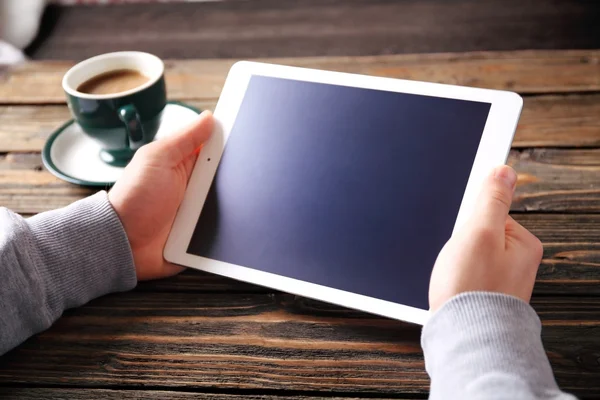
187,76,491,310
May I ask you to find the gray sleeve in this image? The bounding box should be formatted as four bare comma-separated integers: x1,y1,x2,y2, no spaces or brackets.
0,191,137,354
421,292,577,400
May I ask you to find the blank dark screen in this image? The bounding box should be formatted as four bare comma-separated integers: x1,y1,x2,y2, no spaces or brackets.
188,76,491,310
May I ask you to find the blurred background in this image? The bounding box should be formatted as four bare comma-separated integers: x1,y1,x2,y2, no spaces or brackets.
1,0,599,63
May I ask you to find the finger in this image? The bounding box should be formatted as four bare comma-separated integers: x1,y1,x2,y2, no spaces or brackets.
182,149,200,180
472,165,518,231
159,110,214,166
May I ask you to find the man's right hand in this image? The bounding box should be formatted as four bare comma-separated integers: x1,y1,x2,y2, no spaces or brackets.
428,165,543,311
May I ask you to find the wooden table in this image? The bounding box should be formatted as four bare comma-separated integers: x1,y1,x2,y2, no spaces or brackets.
0,50,599,399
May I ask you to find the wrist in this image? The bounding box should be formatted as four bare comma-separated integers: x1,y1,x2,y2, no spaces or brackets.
27,192,137,316
422,292,558,393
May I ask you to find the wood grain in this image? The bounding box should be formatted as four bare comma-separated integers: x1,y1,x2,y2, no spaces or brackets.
515,214,600,295
3,211,600,296
510,149,600,213
27,0,600,60
515,94,600,148
2,50,599,104
3,1,597,396
135,213,600,296
0,388,403,400
0,153,96,213
0,293,598,396
2,149,599,214
1,94,599,152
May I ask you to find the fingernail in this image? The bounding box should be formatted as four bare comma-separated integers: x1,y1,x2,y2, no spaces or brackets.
494,166,517,189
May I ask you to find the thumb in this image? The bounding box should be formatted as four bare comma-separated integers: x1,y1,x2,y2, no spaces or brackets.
159,110,214,165
472,165,517,230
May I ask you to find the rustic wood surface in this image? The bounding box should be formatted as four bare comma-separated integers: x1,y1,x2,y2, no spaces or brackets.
2,50,599,104
2,149,598,214
2,94,599,151
0,212,595,297
1,4,599,395
26,0,600,60
137,213,600,297
0,388,402,400
1,293,600,397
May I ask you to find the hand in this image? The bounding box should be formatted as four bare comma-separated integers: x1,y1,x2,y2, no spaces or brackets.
429,165,543,311
109,111,214,281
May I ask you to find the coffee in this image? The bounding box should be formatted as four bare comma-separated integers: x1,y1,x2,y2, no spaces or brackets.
77,69,149,95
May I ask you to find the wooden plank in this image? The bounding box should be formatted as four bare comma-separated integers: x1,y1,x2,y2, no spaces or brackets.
510,149,600,213
0,292,598,396
2,149,599,214
1,94,599,152
1,50,599,104
0,152,96,213
515,214,600,295
515,94,600,148
116,213,600,296
4,212,600,296
27,0,600,60
0,388,403,400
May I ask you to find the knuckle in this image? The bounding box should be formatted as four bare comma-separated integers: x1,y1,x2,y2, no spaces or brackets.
134,143,157,159
489,187,511,210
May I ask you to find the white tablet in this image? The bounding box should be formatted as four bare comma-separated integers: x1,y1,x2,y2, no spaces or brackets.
164,61,522,325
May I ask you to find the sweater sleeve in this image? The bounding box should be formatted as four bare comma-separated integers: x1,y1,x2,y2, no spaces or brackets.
0,191,137,354
421,292,578,400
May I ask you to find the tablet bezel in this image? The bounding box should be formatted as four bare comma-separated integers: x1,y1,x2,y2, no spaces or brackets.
164,61,523,325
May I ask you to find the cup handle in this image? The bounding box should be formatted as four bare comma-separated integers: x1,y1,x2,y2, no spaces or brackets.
118,104,145,151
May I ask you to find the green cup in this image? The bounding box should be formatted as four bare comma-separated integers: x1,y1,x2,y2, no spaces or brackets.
62,51,167,166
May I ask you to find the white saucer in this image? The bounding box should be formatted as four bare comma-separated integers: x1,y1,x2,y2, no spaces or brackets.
42,102,200,186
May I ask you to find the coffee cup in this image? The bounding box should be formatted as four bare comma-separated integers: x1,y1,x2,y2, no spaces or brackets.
62,51,167,166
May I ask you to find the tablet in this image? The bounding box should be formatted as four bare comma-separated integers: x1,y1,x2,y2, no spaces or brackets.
164,61,522,325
